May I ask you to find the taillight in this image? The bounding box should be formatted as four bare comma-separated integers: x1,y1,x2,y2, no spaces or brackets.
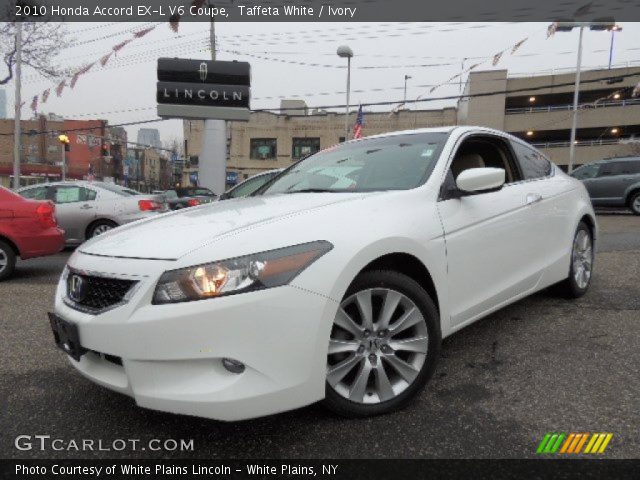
36,202,57,228
187,198,200,207
138,199,162,211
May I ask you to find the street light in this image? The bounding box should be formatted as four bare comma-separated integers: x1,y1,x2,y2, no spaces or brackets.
337,45,353,141
58,134,70,181
555,20,621,173
403,75,412,108
608,25,623,69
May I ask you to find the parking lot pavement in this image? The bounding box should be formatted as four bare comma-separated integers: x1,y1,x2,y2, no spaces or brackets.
1,215,639,460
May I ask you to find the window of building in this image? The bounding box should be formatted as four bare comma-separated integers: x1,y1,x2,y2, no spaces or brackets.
510,141,552,180
292,137,320,160
339,136,346,143
250,138,277,160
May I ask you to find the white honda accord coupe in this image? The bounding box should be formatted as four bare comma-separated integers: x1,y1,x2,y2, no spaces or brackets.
50,126,596,420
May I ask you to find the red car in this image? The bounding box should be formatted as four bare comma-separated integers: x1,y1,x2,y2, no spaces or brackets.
0,186,65,280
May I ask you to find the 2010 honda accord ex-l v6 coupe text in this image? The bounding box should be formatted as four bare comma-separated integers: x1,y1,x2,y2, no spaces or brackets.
50,126,596,421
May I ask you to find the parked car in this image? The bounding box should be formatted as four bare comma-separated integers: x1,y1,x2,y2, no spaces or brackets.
0,186,64,280
570,156,640,215
174,187,217,204
18,181,168,245
218,169,284,201
50,126,596,421
161,189,202,210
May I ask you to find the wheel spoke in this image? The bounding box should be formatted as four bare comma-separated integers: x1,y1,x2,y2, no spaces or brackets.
349,360,372,403
378,290,402,330
388,307,423,334
327,354,361,387
328,339,360,355
374,363,395,402
333,308,363,336
383,354,419,383
355,290,374,330
389,336,429,354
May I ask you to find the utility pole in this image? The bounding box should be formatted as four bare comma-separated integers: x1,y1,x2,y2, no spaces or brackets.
567,26,584,174
12,23,22,189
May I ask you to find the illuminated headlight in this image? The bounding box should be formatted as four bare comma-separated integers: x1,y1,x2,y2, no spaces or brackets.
152,241,333,304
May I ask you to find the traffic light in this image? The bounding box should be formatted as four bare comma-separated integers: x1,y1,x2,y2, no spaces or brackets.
58,134,70,152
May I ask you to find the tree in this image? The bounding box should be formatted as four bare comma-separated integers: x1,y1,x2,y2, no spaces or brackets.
0,21,71,85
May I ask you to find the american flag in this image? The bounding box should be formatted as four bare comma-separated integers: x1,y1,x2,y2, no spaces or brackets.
352,105,365,139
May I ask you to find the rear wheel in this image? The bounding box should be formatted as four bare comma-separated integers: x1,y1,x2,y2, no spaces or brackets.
554,222,594,298
324,270,440,417
87,220,117,239
629,191,640,215
0,240,17,281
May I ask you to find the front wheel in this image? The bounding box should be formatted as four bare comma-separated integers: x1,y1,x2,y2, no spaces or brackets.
0,240,17,281
554,222,594,298
629,191,640,216
87,220,117,239
323,270,441,418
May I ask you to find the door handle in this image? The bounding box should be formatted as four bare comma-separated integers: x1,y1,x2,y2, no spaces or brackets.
79,204,93,210
525,193,542,205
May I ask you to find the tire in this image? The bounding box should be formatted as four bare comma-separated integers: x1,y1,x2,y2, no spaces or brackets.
0,240,17,281
554,221,594,298
629,191,640,216
323,270,441,418
87,220,117,239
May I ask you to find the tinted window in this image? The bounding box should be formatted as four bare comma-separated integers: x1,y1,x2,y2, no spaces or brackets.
511,141,552,180
84,188,97,201
20,186,47,200
227,173,276,199
261,133,449,194
571,163,599,180
598,162,627,177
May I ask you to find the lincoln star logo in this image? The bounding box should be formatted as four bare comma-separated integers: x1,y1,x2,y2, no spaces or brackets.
68,274,86,303
198,62,207,82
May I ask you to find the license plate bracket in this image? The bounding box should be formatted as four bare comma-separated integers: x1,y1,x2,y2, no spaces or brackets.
48,313,87,361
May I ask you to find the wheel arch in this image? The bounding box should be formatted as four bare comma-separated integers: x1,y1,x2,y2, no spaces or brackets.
0,234,20,257
84,218,119,239
625,184,640,206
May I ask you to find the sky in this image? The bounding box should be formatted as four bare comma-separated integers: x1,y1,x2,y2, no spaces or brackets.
6,21,640,147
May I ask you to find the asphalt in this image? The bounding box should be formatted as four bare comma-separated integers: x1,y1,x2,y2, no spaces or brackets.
1,213,639,459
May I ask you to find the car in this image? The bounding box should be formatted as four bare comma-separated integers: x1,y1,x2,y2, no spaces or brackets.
50,126,596,421
160,189,202,210
218,169,284,201
0,186,64,281
570,156,640,215
17,181,168,245
174,186,217,204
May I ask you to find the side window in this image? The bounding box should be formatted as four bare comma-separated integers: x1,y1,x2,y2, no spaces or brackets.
54,186,83,204
572,163,599,180
83,188,97,201
450,136,521,184
228,175,268,199
630,161,640,174
20,187,46,200
511,141,552,180
598,162,625,177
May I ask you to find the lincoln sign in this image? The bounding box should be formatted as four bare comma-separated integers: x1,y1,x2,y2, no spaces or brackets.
157,58,251,121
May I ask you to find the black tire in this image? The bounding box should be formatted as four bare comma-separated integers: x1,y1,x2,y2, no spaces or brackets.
553,221,594,298
0,240,17,281
87,220,118,239
629,191,640,216
323,270,441,418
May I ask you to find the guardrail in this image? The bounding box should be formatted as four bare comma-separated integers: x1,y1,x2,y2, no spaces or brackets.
506,98,640,115
531,138,628,149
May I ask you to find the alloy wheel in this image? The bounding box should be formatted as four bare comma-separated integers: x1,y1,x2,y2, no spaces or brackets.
327,288,429,404
92,224,113,237
572,229,593,289
0,250,6,273
633,195,640,214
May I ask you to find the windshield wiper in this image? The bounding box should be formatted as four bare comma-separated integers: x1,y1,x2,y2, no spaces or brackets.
284,188,336,194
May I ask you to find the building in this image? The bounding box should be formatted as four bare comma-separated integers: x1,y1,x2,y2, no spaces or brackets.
183,65,640,185
0,89,6,119
137,128,161,150
107,126,128,184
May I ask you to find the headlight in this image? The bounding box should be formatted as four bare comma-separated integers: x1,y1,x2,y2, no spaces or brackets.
152,241,333,304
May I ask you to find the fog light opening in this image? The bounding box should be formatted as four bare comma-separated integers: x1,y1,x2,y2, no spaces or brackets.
222,358,245,374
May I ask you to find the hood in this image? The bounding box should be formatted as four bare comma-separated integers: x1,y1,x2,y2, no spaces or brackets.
78,193,366,260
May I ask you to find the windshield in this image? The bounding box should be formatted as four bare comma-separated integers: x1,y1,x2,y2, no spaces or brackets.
259,132,449,195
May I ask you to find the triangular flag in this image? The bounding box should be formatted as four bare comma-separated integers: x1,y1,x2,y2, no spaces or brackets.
447,73,461,82
133,25,156,38
547,22,558,38
169,14,181,32
632,83,640,98
41,89,50,104
100,51,113,66
466,62,481,72
574,2,593,17
429,85,440,94
55,80,66,97
511,38,527,54
492,51,504,66
113,39,132,53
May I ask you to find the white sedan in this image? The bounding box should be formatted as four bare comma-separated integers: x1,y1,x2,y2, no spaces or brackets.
50,126,596,420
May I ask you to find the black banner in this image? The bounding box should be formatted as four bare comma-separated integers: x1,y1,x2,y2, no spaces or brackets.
3,459,640,479
157,59,251,87
157,82,250,108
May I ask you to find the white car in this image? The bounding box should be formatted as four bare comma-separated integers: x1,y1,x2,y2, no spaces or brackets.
50,126,596,421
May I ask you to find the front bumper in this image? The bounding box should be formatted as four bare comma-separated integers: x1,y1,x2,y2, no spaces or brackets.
53,253,338,421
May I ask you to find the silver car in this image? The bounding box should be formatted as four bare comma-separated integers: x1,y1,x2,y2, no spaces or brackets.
17,181,168,245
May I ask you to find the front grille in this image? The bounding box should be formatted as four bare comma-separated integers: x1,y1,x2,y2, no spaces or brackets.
66,272,137,313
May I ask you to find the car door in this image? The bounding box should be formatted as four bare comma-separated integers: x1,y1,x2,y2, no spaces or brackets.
51,185,97,243
436,133,544,328
588,162,628,206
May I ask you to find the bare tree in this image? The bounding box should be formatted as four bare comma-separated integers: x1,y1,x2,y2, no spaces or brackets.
0,21,71,85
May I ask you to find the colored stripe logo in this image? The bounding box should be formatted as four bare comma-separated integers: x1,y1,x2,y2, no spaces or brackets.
537,433,613,454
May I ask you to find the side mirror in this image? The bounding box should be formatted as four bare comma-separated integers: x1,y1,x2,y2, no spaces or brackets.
456,167,505,194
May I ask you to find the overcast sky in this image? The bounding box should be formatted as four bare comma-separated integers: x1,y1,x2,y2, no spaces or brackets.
7,21,640,146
